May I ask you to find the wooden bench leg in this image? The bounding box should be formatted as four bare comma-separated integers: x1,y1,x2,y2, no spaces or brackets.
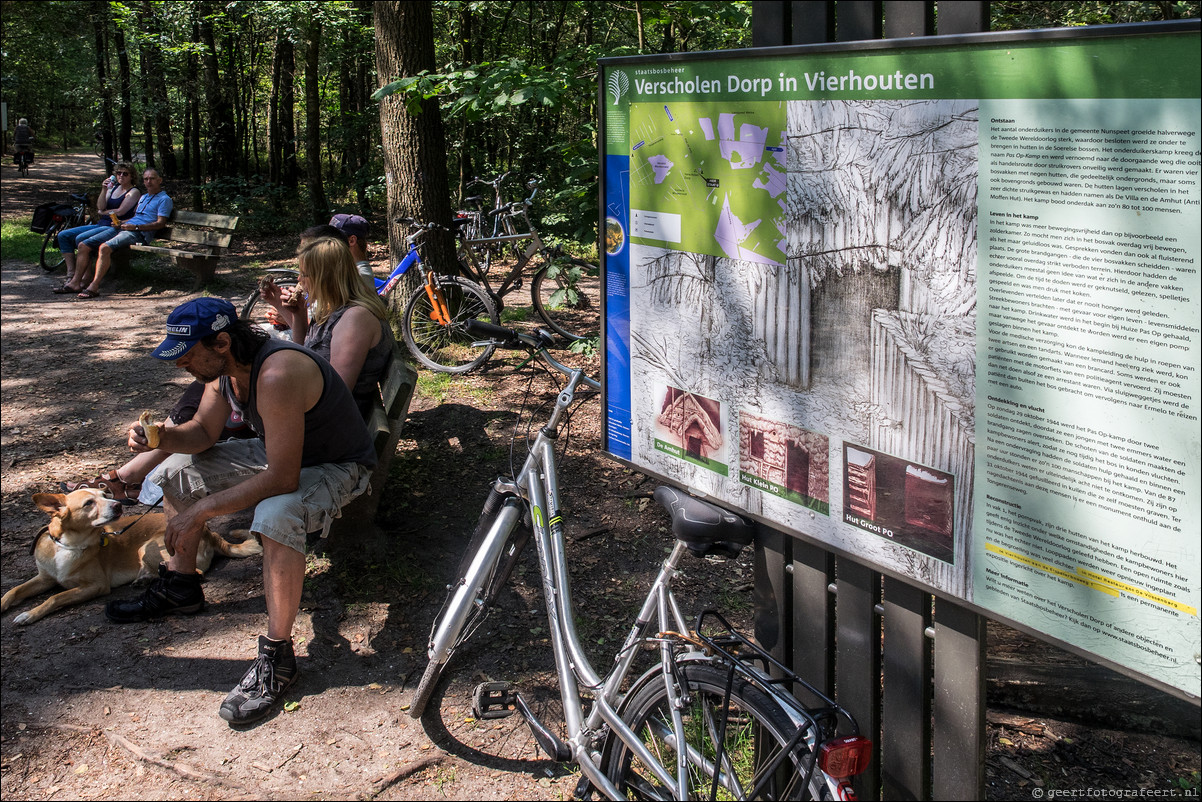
185,257,219,290
109,248,132,276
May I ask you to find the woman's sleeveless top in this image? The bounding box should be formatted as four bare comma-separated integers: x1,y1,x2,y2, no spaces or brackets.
304,305,395,420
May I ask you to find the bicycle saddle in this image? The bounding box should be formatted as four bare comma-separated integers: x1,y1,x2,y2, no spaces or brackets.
653,486,754,558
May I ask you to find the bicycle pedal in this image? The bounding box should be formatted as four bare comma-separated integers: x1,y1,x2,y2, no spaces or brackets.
472,681,517,719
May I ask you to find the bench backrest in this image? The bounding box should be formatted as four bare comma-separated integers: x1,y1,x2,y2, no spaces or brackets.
365,343,417,455
159,210,239,250
331,342,417,541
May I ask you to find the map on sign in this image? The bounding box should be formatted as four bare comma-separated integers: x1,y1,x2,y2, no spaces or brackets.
628,101,786,266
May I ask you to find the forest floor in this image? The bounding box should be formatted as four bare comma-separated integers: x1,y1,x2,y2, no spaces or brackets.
1,152,1198,800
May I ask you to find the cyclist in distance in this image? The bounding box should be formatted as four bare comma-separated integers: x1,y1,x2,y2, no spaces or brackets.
13,117,34,153
13,117,33,171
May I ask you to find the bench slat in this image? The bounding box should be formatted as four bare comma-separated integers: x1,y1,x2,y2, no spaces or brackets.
170,210,239,230
158,227,234,249
129,244,215,260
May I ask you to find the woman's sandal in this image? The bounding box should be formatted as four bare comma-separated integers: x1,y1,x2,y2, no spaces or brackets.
52,284,81,294
60,470,142,505
77,288,101,299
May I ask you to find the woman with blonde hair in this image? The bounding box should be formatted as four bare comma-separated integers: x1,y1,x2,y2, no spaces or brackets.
262,235,395,418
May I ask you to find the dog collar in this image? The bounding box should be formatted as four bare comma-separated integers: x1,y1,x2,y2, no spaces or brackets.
39,528,109,552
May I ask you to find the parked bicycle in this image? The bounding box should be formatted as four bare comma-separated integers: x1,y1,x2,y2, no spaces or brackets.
455,174,602,343
240,218,502,374
38,194,93,272
408,320,873,800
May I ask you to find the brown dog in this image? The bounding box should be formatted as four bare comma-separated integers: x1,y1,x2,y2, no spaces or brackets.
1,488,262,625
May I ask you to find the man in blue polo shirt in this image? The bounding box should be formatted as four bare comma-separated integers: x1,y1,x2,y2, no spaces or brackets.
64,168,173,299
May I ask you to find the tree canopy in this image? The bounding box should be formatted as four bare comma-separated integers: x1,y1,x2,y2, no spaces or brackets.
1,0,1195,247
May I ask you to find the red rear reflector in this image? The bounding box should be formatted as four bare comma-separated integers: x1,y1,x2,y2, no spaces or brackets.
818,736,873,779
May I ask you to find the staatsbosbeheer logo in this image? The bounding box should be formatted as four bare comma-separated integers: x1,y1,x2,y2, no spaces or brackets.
608,70,629,106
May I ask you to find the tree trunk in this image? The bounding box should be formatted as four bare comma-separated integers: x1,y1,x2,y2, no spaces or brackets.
114,24,133,161
352,0,373,212
279,36,298,189
199,3,237,180
92,2,116,167
188,16,203,208
268,35,282,185
455,2,474,203
304,17,329,223
139,1,175,176
373,0,456,307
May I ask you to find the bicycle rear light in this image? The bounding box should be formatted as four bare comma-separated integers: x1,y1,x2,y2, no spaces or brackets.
818,735,873,779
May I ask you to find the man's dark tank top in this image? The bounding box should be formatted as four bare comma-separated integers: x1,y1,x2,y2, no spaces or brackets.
219,339,376,468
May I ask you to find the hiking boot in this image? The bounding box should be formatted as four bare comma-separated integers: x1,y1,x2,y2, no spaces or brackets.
105,564,205,623
218,635,300,725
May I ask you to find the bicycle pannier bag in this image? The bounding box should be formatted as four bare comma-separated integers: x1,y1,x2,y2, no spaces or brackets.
30,203,56,234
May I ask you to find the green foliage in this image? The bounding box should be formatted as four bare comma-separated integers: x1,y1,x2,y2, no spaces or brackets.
569,335,600,358
13,0,1193,257
990,1,1200,30
0,220,43,263
199,175,304,236
0,1,98,149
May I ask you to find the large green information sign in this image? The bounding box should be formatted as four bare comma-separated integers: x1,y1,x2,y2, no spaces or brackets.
600,23,1200,697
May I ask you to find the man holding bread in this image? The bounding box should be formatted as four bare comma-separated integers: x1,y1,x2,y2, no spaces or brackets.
106,297,376,725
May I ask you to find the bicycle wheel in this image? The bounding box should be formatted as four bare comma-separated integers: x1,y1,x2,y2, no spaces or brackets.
401,275,498,373
40,224,66,271
240,278,299,340
531,254,601,341
408,492,530,719
604,663,817,800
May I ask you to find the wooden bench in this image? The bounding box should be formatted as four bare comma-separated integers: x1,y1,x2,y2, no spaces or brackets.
112,210,240,289
327,343,418,547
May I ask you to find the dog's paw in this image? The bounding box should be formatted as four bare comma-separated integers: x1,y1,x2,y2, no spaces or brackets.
13,611,34,626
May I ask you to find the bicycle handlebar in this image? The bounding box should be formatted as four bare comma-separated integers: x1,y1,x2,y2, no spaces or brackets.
464,320,601,390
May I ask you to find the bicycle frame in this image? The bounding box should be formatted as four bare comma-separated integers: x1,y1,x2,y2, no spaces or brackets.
425,350,778,799
261,229,447,318
455,183,547,303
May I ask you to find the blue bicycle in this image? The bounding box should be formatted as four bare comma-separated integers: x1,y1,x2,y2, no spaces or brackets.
240,220,501,373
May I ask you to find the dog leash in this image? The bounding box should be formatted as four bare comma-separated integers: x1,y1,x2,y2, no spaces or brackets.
104,496,163,538
35,497,164,555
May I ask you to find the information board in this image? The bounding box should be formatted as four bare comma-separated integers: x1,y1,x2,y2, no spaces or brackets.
599,23,1200,696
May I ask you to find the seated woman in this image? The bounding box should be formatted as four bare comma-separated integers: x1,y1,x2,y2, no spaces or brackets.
51,164,141,291
64,237,394,504
261,236,396,419
56,168,172,300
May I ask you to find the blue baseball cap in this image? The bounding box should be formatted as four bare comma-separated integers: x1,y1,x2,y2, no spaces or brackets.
151,297,238,360
329,213,369,240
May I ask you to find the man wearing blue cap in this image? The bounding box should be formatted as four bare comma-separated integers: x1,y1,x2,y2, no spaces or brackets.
329,213,374,286
107,296,376,726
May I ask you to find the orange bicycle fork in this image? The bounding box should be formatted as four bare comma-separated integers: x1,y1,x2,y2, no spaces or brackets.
425,274,452,326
